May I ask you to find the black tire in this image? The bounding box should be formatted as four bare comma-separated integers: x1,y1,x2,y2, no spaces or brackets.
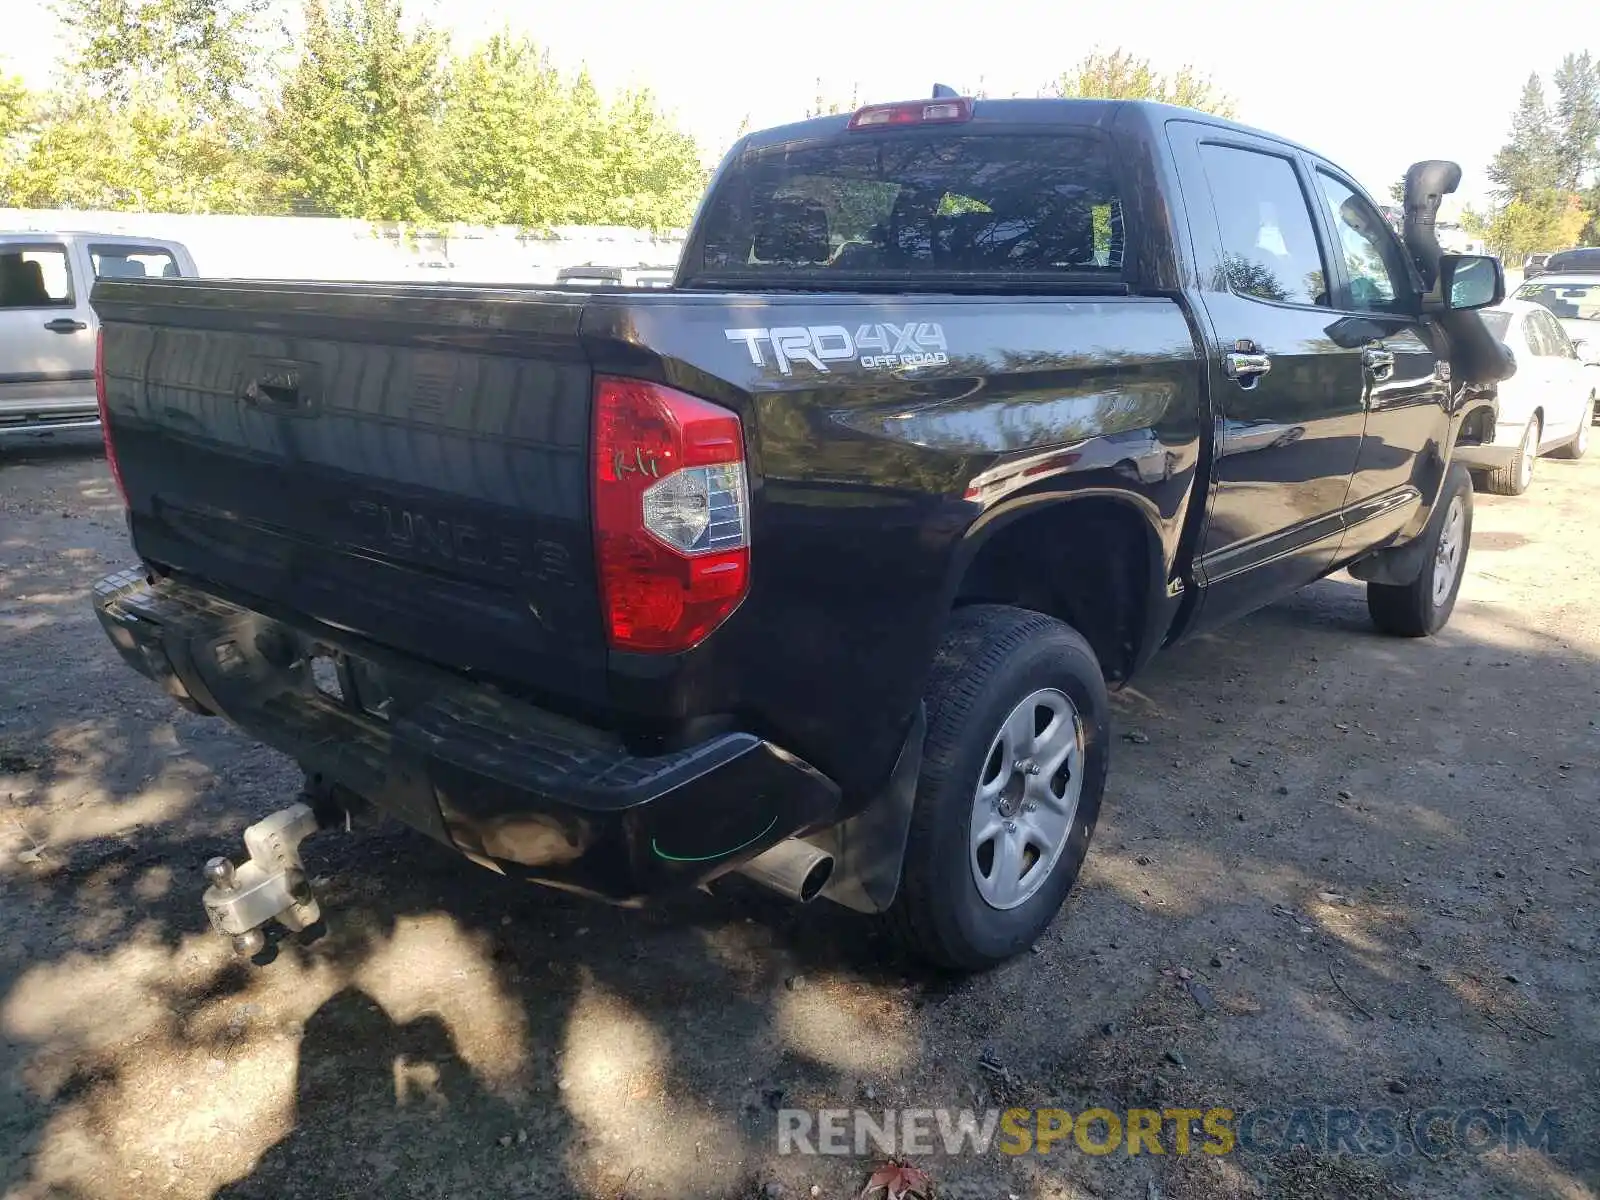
885,605,1109,971
1367,463,1473,638
1481,415,1539,496
1551,400,1592,460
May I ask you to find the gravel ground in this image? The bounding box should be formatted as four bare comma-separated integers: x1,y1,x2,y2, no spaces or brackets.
1,431,1596,1200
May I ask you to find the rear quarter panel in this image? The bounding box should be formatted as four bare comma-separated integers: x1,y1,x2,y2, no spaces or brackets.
584,293,1204,798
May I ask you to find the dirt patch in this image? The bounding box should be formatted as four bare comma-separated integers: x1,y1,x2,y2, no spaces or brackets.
2,431,1597,1200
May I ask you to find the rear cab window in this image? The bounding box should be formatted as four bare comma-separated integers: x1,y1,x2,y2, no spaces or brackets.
1196,144,1328,307
0,245,74,308
687,130,1125,288
90,245,180,279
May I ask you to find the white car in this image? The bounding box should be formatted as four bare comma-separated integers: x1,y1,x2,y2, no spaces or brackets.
1512,273,1600,364
1459,298,1599,496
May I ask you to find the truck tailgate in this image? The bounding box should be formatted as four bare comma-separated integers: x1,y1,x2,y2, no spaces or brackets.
92,279,607,706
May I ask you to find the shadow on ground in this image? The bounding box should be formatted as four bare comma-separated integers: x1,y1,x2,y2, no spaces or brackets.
2,446,1596,1200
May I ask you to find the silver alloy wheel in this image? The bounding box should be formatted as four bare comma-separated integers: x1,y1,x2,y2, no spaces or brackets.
968,687,1084,910
1431,493,1466,607
1517,420,1539,491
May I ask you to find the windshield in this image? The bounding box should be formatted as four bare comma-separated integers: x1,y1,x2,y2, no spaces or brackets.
1481,311,1512,341
689,131,1124,286
1515,281,1600,322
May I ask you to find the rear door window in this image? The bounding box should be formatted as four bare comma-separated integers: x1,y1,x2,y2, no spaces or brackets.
0,246,74,308
691,132,1124,284
1197,144,1329,307
90,245,180,278
1533,309,1576,358
1521,314,1551,356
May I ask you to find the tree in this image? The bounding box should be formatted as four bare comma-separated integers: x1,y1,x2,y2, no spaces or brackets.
1488,73,1560,199
1051,49,1237,117
7,0,276,210
264,0,448,219
590,87,705,230
3,85,266,210
1465,192,1591,261
51,0,279,118
435,32,567,225
0,73,36,203
1552,52,1600,192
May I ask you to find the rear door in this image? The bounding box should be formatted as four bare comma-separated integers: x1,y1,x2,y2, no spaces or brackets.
1305,164,1447,558
0,239,97,427
1528,308,1590,441
1166,123,1368,629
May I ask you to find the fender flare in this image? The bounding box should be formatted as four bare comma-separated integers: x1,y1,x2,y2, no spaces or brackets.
942,488,1177,680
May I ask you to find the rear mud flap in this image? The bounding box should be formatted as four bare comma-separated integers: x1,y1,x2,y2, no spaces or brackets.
806,704,925,914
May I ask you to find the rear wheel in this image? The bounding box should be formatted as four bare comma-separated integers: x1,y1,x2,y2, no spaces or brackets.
885,605,1109,971
1367,463,1473,638
1481,416,1540,496
1552,400,1592,460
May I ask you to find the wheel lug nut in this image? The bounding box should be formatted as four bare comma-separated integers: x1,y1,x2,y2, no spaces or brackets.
1024,801,1037,812
1025,762,1041,776
1004,819,1017,832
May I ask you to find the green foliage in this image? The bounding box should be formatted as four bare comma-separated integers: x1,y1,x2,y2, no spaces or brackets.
1465,192,1591,262
1552,52,1600,191
4,86,267,211
11,0,707,228
50,0,278,115
434,32,565,225
1489,74,1560,198
0,73,37,204
1051,49,1237,118
263,0,448,220
1478,59,1600,256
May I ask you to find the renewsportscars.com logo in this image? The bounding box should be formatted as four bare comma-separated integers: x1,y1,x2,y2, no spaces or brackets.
776,1106,1563,1160
725,323,949,374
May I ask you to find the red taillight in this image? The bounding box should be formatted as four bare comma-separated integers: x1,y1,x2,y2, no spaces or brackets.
593,376,750,653
95,328,128,504
847,98,973,130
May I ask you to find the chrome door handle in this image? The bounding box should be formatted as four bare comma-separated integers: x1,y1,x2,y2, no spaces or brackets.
44,318,88,333
1224,352,1272,385
1362,346,1395,381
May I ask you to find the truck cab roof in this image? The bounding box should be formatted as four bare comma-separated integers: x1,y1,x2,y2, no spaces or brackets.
739,96,1334,168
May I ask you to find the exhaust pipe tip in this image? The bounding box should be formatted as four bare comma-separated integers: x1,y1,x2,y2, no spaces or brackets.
793,853,833,903
736,838,835,904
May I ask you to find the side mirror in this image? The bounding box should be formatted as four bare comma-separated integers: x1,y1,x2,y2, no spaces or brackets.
1440,254,1504,311
1441,254,1504,310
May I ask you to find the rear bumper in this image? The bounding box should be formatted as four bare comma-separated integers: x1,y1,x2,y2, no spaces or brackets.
93,569,842,903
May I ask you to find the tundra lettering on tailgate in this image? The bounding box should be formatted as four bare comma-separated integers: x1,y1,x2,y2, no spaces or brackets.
725,323,949,375
348,499,576,586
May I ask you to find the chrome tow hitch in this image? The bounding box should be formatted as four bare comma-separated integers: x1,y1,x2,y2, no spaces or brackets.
202,802,324,956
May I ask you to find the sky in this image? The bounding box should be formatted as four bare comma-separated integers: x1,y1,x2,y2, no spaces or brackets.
6,0,1596,207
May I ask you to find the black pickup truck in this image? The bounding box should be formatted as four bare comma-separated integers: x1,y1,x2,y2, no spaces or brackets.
89,96,1512,970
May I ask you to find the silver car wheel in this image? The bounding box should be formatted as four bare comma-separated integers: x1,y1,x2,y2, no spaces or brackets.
968,687,1084,910
1431,494,1466,608
1517,420,1539,492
